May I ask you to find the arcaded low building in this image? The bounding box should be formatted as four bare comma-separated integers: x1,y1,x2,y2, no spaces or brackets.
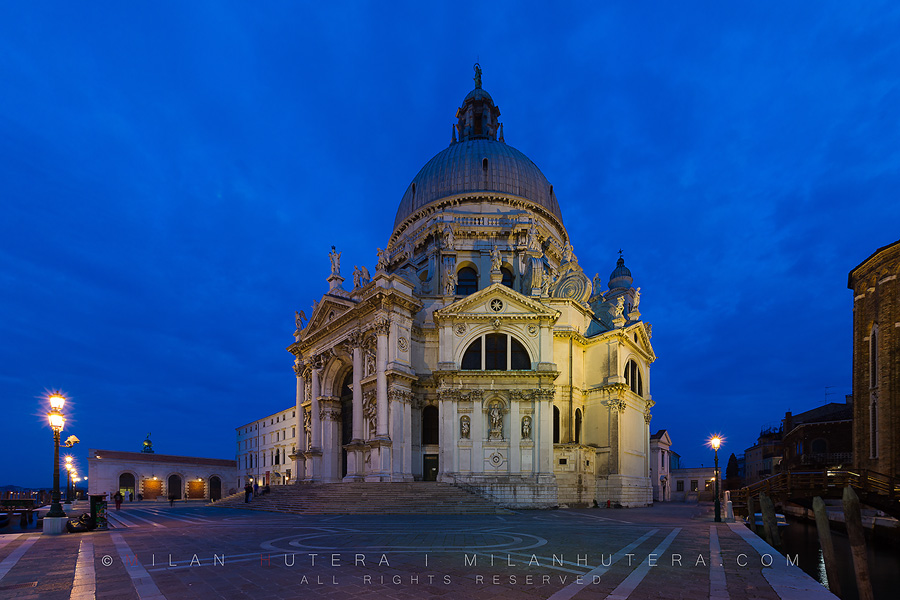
87,448,238,501
848,238,900,480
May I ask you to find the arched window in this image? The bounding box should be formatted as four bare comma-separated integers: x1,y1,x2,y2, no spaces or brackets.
457,267,478,295
624,359,643,397
461,334,532,371
870,398,878,458
422,405,439,445
870,324,878,387
501,267,513,288
574,408,583,444
553,405,560,444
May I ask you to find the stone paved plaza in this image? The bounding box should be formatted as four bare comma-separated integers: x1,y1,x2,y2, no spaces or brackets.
0,503,836,599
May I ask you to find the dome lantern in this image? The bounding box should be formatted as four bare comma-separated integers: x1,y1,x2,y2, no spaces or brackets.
454,63,502,143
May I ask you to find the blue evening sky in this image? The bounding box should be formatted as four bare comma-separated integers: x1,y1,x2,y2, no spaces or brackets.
2,2,898,487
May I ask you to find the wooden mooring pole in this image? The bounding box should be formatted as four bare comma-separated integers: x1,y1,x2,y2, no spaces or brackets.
842,485,874,600
759,492,781,547
812,496,841,597
746,495,756,534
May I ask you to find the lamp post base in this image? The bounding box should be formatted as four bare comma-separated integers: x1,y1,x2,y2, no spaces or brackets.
42,516,68,535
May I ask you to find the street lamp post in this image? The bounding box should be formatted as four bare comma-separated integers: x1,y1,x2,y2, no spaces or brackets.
709,436,723,523
46,393,67,519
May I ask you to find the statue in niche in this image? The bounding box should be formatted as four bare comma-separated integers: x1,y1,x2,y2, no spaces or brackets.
353,266,361,288
460,416,470,439
522,416,532,440
488,402,503,440
303,411,311,450
633,287,641,310
443,225,455,250
329,246,341,276
491,244,502,272
365,348,375,376
444,264,457,295
360,266,371,286
376,248,388,272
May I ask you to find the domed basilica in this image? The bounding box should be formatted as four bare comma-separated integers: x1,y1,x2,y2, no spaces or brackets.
279,66,655,508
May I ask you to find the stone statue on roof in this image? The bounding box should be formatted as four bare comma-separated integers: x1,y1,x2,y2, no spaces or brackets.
473,63,482,88
141,433,154,454
329,246,341,276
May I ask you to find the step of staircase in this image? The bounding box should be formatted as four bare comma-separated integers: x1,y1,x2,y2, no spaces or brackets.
210,482,511,514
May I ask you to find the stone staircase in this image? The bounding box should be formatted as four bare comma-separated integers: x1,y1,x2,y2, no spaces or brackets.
210,482,511,514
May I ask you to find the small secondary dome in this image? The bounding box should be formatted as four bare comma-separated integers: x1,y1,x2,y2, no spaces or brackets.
393,65,563,231
609,255,633,290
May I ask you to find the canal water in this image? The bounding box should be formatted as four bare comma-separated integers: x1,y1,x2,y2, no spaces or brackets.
776,517,899,600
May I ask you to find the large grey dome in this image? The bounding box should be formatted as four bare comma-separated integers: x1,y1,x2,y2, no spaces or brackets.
393,138,564,229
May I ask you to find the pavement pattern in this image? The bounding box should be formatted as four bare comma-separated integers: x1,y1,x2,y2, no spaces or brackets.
0,502,838,600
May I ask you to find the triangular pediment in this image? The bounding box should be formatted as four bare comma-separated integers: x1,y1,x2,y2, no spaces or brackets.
623,321,656,362
434,283,560,322
303,293,357,335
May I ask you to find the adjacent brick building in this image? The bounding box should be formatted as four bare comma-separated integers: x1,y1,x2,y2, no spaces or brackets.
848,238,900,479
780,400,853,471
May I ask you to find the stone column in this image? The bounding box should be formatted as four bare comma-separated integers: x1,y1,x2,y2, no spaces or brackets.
308,357,323,481
351,335,364,442
510,396,521,474
375,319,390,438
291,362,307,483
345,331,365,481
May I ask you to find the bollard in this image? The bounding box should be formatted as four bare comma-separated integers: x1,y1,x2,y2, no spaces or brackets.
812,496,841,597
842,486,874,600
759,492,781,547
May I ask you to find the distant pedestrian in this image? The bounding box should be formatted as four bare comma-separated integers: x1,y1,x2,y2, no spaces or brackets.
263,484,270,495
113,491,123,511
128,491,133,502
253,482,259,497
168,493,176,507
244,483,252,503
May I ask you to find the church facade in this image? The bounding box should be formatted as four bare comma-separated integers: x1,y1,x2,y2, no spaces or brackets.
281,68,656,508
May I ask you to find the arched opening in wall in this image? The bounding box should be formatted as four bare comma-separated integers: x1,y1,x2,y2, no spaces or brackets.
575,409,583,444
501,267,513,288
810,439,827,455
457,267,478,295
209,476,222,501
118,473,135,497
870,399,878,458
625,360,643,397
167,474,182,500
870,325,878,387
422,405,439,446
340,371,353,478
461,334,532,371
553,405,560,444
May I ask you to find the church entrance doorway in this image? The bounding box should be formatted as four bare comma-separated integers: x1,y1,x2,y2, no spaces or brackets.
340,371,353,478
423,454,438,481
